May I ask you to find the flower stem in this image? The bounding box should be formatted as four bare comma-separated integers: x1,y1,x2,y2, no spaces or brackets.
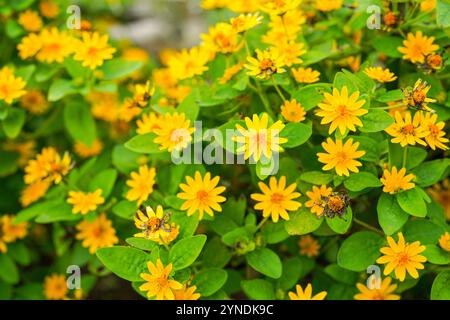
255,216,269,231
353,218,384,236
402,146,408,168
255,80,275,119
271,76,287,102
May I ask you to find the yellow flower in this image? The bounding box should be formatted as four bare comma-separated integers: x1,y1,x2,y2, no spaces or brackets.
3,140,35,167
421,111,449,150
1,215,28,242
74,139,104,158
316,86,368,135
315,0,343,11
24,147,72,185
385,111,429,147
403,79,436,112
234,113,287,161
67,189,105,215
153,112,195,152
39,0,60,18
355,277,400,300
76,213,119,254
230,13,262,33
174,284,201,300
18,10,43,32
364,66,397,83
251,176,301,223
292,67,320,83
136,112,163,135
0,66,27,104
177,171,227,220
201,23,242,54
272,41,306,67
17,33,42,60
227,0,259,13
139,259,183,300
74,32,116,69
167,46,210,80
219,62,244,84
134,205,179,245
258,0,301,16
398,31,439,64
36,28,75,63
133,81,155,108
43,274,68,300
317,138,366,176
0,231,7,253
262,10,305,45
20,90,49,114
20,179,51,207
288,283,327,300
380,166,415,194
428,179,450,221
245,48,286,80
376,232,427,282
305,185,332,216
298,235,320,258
438,232,450,251
420,0,436,11
201,0,227,10
126,165,156,205
281,99,306,123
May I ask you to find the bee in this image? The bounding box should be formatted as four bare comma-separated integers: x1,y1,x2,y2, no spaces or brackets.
319,192,350,219
135,205,172,238
402,79,436,113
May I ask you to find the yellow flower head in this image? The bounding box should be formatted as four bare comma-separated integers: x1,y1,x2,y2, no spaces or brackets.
20,90,49,114
36,28,75,63
251,176,301,222
258,0,302,15
43,274,68,300
133,81,155,108
153,112,195,152
201,23,242,54
39,0,60,18
139,259,183,300
288,283,327,300
428,179,450,221
317,138,366,176
292,67,320,83
234,113,287,161
0,66,27,104
174,284,201,300
20,179,51,207
245,48,286,80
398,31,439,64
380,166,415,194
420,0,436,11
67,189,105,215
1,215,28,242
177,171,227,220
422,112,449,151
90,92,120,122
316,86,368,135
17,33,42,60
403,79,436,112
305,184,332,216
219,62,244,84
439,232,450,252
364,66,397,83
126,165,156,205
76,213,118,254
262,9,305,45
18,10,43,32
134,205,179,245
74,139,104,158
385,111,429,147
315,0,343,11
230,13,262,33
355,277,400,300
281,99,306,123
167,46,210,81
136,112,163,135
24,147,72,185
201,0,227,10
376,232,427,282
298,235,320,258
74,31,116,69
272,41,306,67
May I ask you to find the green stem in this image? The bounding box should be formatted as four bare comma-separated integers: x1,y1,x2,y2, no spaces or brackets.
371,103,404,110
255,81,275,119
271,76,287,102
353,218,384,236
255,216,269,231
402,146,408,168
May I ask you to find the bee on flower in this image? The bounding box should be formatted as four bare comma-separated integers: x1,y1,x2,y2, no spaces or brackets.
305,185,332,216
132,81,155,108
133,205,179,245
402,79,436,113
245,48,286,80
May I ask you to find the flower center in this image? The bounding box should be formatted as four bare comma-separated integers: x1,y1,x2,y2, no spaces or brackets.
401,124,415,135
45,43,60,53
337,105,348,116
429,124,439,135
327,196,345,212
397,253,410,266
260,58,274,71
271,192,284,204
335,151,348,163
196,190,209,202
0,84,10,96
413,91,425,104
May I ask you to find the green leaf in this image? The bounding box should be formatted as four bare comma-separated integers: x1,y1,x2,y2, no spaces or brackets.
246,248,282,279
48,79,78,101
437,0,450,27
126,237,157,251
168,235,206,270
192,268,228,297
0,281,12,299
324,264,359,285
411,159,450,187
291,83,332,111
15,65,36,82
0,151,19,177
112,145,140,174
333,72,358,93
396,188,427,217
8,242,31,266
376,89,404,103
344,172,382,192
202,237,232,268
99,59,143,81
276,256,315,290
5,20,24,38
64,101,96,146
242,279,275,300
280,122,312,148
96,246,149,282
423,245,450,265
377,193,409,235
431,271,450,300
298,171,333,185
177,93,199,121
64,58,89,79
261,221,289,244
337,231,384,272
371,35,403,58
403,220,445,245
88,168,117,198
359,109,394,132
326,207,352,234
2,108,26,138
0,254,19,284
222,227,252,246
124,133,162,154
285,207,323,235
35,202,79,223
112,200,136,220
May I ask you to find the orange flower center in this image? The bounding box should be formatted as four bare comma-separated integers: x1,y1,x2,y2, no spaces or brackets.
0,84,10,96
87,46,99,57
271,192,284,204
335,151,348,163
327,196,345,212
397,253,410,266
260,58,274,71
401,124,415,135
383,12,397,26
413,91,425,104
337,105,349,116
45,43,61,53
196,190,209,202
427,54,442,68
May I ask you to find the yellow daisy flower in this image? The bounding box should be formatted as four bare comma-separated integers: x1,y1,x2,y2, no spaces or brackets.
24,147,72,185
67,189,105,215
43,274,68,300
153,112,195,152
73,139,103,158
316,86,368,135
250,176,301,223
139,259,183,300
174,284,201,300
403,79,436,112
0,66,27,104
133,81,155,108
398,31,439,64
1,215,28,242
201,22,242,54
438,232,450,252
385,111,429,147
364,66,397,83
219,62,244,84
39,0,60,18
136,112,163,135
421,111,449,150
292,67,320,83
126,165,156,205
420,0,436,11
76,213,119,254
167,46,210,80
20,90,49,114
133,205,179,245
298,235,320,258
230,13,262,33
315,0,343,11
18,10,43,32
305,185,332,216
376,232,427,282
317,138,366,176
20,179,51,207
258,0,301,16
355,277,400,300
380,166,415,194
288,283,327,300
272,41,306,67
36,28,75,63
245,48,286,80
280,99,306,123
177,171,227,220
73,31,116,69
